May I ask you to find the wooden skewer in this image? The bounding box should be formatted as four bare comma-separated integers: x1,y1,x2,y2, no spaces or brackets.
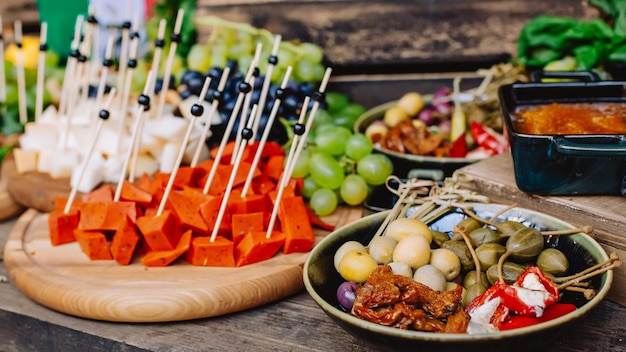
14,20,28,124
155,8,185,119
265,95,310,239
116,36,140,156
58,15,84,120
190,66,231,167
34,22,48,122
281,67,332,189
113,71,154,202
0,16,6,103
240,66,293,197
78,10,95,105
232,43,263,160
94,36,115,119
148,19,167,102
210,104,259,242
64,89,117,215
202,56,259,195
157,77,212,216
251,34,282,143
231,75,255,165
116,0,132,94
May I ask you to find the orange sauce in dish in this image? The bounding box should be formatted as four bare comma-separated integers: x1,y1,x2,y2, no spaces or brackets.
512,102,626,135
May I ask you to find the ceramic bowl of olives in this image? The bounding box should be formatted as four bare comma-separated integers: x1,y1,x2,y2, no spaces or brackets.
303,203,614,352
353,89,503,180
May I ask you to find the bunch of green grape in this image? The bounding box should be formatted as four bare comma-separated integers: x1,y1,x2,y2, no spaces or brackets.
291,93,395,216
187,16,325,84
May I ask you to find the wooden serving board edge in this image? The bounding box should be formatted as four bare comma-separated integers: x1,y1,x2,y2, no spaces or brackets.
3,207,362,322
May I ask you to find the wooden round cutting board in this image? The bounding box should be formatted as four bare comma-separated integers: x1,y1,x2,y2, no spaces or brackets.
3,207,362,323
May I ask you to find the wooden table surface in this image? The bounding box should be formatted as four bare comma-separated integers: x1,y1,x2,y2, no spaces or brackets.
0,211,625,352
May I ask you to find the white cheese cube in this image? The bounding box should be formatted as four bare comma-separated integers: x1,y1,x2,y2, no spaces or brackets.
70,153,106,193
12,148,38,173
37,149,53,173
159,142,181,173
48,150,80,179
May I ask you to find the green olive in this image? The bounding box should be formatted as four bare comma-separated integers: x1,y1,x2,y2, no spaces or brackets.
506,227,544,262
536,248,569,276
468,227,501,246
463,270,490,289
463,282,487,308
430,230,450,247
442,240,475,272
475,243,506,269
486,262,527,285
451,218,481,241
493,220,527,237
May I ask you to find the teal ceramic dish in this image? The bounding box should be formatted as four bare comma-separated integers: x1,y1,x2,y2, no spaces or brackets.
303,203,613,352
499,78,626,195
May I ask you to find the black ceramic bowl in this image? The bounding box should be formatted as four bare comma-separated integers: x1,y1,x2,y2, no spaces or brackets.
303,203,613,352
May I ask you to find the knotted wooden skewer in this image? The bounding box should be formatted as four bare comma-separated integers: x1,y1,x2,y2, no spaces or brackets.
64,89,117,215
190,66,231,167
116,36,140,156
240,66,293,197
156,77,212,216
251,34,282,143
265,95,310,239
148,19,167,101
231,43,262,164
93,36,115,120
155,8,185,119
113,71,154,202
210,104,259,242
202,54,259,195
14,20,28,124
58,15,84,122
231,75,256,165
116,0,133,93
34,22,48,122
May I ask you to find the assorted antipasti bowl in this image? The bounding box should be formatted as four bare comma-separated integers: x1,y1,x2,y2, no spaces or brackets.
303,199,613,352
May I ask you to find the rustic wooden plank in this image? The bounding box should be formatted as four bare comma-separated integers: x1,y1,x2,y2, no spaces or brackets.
197,0,600,74
455,152,626,306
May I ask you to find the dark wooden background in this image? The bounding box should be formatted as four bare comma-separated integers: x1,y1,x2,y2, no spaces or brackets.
1,0,600,74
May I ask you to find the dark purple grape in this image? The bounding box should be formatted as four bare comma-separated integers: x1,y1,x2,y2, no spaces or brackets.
154,75,175,94
181,70,204,87
337,281,358,312
187,77,205,96
179,89,192,100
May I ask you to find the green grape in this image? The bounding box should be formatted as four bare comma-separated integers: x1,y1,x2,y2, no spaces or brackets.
311,62,326,82
341,103,367,120
313,109,333,128
294,59,316,82
186,44,211,72
237,55,254,74
302,175,321,199
299,42,324,64
276,48,296,69
309,152,345,190
324,92,350,113
357,154,394,186
309,188,338,216
345,133,373,161
210,46,229,69
332,114,359,130
228,41,254,60
340,174,369,206
291,148,310,178
314,125,352,156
